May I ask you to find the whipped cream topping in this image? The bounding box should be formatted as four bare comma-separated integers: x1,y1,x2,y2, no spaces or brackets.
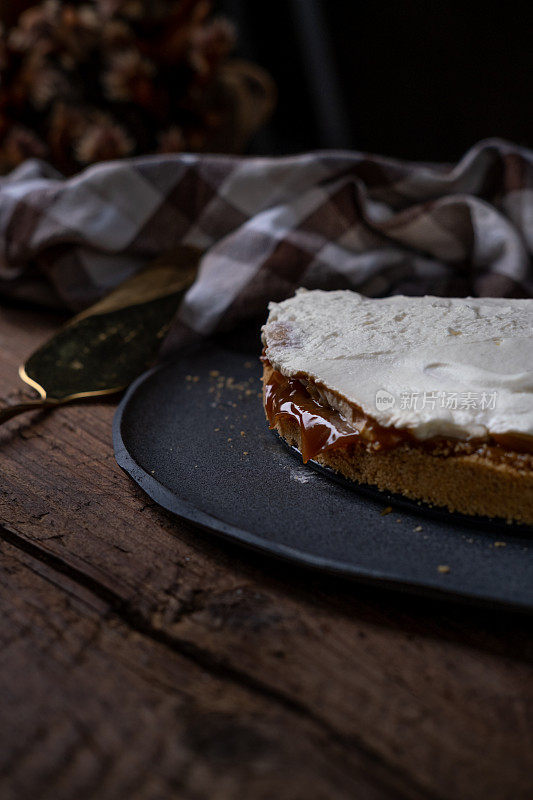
261,289,533,441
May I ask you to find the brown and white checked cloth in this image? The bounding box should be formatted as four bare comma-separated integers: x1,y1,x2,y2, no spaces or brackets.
0,138,531,342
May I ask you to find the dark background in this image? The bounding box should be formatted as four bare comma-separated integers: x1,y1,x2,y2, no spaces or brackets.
219,0,532,161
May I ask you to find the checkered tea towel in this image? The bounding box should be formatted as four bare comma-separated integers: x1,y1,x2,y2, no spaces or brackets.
0,138,531,340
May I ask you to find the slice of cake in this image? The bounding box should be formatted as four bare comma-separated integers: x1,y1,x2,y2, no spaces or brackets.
261,289,533,524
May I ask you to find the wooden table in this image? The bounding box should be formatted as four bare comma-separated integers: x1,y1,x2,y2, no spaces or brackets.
0,302,532,800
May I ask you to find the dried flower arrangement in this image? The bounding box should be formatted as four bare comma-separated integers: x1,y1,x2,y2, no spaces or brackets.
0,0,275,174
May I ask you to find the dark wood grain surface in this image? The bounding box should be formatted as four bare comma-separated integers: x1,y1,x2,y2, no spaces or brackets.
0,304,532,800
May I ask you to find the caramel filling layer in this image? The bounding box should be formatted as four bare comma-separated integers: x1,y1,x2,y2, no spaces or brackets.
264,366,408,462
264,363,533,462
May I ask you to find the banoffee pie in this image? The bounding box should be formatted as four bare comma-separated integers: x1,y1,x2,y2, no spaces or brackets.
261,289,533,524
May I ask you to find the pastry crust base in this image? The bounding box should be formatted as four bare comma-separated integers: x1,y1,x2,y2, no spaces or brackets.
262,363,533,525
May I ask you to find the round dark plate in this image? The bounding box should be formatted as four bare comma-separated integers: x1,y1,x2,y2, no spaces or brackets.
113,333,533,612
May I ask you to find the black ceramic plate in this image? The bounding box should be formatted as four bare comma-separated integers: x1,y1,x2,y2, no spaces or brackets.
113,332,533,612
